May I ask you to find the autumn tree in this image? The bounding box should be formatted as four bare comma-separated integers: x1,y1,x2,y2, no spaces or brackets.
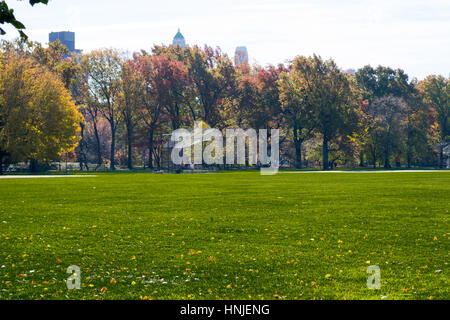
255,65,286,129
76,80,104,169
82,49,122,170
119,61,142,169
185,46,236,127
0,38,81,90
0,53,82,173
151,45,197,125
126,53,167,168
152,54,189,131
32,40,81,90
1,38,88,170
233,64,285,129
232,64,258,128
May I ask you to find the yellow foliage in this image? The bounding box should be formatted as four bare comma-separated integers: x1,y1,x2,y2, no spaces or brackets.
0,53,83,162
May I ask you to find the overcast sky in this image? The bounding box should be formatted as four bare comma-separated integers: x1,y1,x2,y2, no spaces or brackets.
2,0,449,80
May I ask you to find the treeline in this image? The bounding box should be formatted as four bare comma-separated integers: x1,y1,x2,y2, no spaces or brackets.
0,39,448,173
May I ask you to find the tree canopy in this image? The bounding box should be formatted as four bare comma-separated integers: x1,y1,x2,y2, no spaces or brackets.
0,52,82,173
0,0,48,39
0,38,447,172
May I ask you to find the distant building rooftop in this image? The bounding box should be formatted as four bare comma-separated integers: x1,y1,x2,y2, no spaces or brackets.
234,46,249,66
49,31,80,54
172,28,186,47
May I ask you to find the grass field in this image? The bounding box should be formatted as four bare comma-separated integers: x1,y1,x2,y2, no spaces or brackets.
0,171,448,300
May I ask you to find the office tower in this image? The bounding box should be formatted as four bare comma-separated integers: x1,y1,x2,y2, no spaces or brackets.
234,46,249,66
172,29,186,48
49,31,77,52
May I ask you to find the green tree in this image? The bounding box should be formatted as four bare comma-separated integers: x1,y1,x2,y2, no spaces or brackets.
291,55,360,170
419,75,449,168
278,60,314,169
402,89,437,167
355,65,417,167
185,46,236,127
367,95,408,168
355,65,414,102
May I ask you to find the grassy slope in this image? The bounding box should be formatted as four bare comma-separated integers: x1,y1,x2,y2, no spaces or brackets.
0,172,448,300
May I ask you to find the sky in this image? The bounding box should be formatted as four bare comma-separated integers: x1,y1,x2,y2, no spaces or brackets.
2,0,449,80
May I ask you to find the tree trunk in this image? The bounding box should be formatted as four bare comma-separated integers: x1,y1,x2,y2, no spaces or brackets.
407,126,412,168
93,120,102,169
79,122,90,171
440,144,444,169
370,146,376,168
156,147,161,168
127,125,133,170
295,141,302,169
384,129,391,169
30,159,39,173
407,150,412,169
110,126,116,171
323,135,329,171
293,125,302,169
148,129,154,169
0,154,3,175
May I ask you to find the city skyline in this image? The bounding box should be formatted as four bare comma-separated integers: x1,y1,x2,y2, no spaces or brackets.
1,0,449,80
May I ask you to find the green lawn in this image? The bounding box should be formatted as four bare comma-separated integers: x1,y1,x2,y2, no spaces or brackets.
0,171,448,300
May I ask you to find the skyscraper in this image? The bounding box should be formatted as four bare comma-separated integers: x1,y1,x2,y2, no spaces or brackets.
234,46,249,66
49,31,80,53
172,29,186,48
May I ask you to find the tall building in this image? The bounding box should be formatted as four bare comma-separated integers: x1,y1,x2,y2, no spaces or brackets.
234,46,249,66
49,31,80,53
172,28,186,48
